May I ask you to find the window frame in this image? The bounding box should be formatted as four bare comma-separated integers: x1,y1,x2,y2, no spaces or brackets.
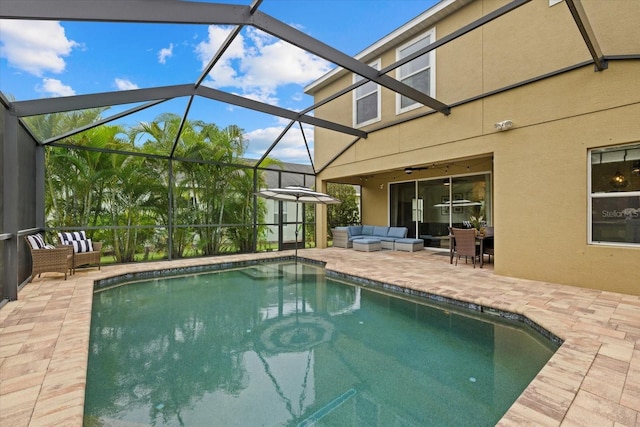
353,59,381,128
395,29,436,115
588,144,640,247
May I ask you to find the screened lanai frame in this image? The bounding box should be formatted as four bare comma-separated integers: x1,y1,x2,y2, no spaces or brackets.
0,0,620,302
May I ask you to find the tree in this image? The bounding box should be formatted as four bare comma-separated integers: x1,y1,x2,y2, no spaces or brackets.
327,183,360,232
303,183,360,244
32,109,272,262
193,123,247,255
133,114,205,258
102,153,165,262
133,116,254,257
24,108,111,229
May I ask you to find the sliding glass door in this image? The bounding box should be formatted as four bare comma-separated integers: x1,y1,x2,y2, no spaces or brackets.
390,173,491,248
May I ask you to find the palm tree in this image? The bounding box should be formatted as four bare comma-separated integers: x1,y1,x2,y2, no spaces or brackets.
132,115,253,257
24,108,106,141
24,108,109,229
193,124,247,255
103,153,165,262
31,108,272,262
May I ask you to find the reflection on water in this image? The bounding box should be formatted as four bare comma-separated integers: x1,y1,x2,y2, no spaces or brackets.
84,262,557,427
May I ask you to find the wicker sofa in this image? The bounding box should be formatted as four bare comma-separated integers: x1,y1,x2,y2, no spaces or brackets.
332,225,409,249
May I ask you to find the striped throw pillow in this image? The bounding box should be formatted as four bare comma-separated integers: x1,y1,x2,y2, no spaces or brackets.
27,234,47,250
58,231,87,244
71,239,93,253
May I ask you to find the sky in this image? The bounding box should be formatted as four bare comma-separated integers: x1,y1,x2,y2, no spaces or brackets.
0,0,439,164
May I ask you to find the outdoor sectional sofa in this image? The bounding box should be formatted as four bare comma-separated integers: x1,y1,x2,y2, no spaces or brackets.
332,225,423,251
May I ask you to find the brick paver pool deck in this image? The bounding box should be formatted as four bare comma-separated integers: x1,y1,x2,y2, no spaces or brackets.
1,247,638,426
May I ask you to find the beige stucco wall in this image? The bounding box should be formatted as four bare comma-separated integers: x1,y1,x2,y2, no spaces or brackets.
489,63,640,295
310,0,640,295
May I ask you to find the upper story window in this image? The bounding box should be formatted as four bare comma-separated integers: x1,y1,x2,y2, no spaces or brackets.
396,30,435,114
589,143,640,246
353,59,381,127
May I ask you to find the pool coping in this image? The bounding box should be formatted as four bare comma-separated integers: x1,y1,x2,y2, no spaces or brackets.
1,248,638,426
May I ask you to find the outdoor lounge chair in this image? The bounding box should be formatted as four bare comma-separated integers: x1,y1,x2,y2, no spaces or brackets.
450,227,481,268
25,235,73,280
58,231,103,272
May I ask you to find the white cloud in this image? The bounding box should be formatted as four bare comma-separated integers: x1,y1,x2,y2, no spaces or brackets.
195,25,245,86
114,78,139,91
244,124,314,163
36,78,75,97
0,20,78,76
195,26,331,105
158,43,174,64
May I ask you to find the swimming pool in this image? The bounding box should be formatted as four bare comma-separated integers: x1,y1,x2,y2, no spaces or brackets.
84,261,558,426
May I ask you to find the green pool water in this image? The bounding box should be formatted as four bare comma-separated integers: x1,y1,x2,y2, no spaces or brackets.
84,262,557,427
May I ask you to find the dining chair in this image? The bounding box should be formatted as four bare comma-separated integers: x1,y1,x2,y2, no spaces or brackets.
451,227,481,268
482,226,494,264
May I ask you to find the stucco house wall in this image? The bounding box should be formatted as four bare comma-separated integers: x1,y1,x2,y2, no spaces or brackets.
307,0,640,295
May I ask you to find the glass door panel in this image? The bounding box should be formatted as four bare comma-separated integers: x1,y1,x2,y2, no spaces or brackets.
418,179,451,248
389,182,417,238
451,175,490,227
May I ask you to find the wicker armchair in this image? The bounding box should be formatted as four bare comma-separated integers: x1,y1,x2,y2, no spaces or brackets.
25,237,73,280
57,231,103,273
72,241,103,272
450,227,481,268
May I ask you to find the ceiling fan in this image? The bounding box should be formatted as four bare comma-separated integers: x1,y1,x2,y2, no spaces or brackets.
403,166,429,174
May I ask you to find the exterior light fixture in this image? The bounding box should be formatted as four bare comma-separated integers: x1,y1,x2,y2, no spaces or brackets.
494,120,514,131
633,160,640,176
404,168,413,174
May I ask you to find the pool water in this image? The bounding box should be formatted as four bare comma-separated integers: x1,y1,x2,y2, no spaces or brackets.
84,262,557,426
